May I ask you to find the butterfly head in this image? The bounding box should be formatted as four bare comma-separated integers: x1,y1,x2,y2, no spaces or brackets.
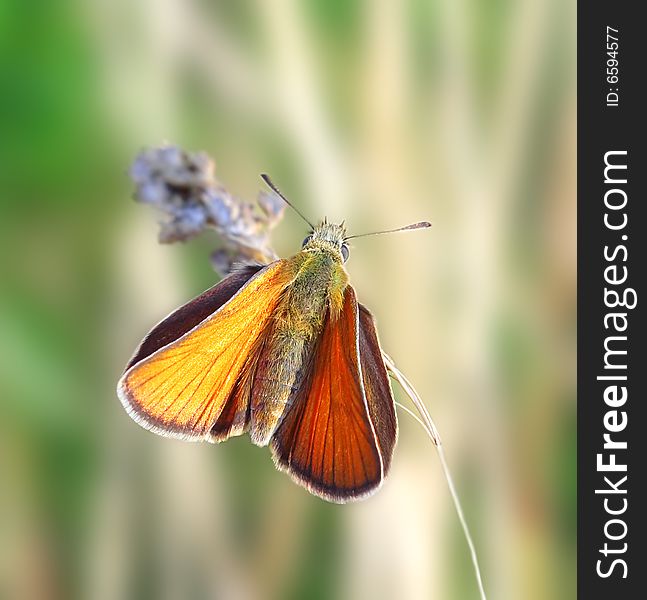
301,221,350,263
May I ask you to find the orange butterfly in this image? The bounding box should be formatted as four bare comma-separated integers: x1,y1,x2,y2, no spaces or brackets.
118,176,429,503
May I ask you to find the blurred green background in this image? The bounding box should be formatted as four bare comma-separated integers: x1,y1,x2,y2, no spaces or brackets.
0,1,575,599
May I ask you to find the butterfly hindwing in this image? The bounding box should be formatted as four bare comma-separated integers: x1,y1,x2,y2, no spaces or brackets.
118,261,293,441
270,286,385,503
357,304,397,473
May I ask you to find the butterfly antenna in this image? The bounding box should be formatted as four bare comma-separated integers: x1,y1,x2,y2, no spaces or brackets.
345,221,431,240
261,174,315,230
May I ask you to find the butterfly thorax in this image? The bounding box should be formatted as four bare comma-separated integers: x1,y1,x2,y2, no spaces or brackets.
249,222,349,445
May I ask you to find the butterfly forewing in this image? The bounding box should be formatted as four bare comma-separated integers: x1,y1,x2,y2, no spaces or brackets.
118,261,293,440
270,286,385,503
209,331,270,442
126,265,264,370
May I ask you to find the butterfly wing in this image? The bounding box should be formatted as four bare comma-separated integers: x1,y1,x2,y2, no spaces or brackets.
126,264,264,369
117,261,293,441
357,304,397,474
270,286,387,503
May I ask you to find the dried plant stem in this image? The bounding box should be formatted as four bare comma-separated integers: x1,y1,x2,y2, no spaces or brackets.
384,353,487,600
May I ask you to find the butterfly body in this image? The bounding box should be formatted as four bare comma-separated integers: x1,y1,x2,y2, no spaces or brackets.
248,223,349,445
118,220,397,503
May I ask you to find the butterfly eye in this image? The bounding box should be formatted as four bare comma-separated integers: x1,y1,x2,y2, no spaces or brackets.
302,235,313,248
341,243,350,262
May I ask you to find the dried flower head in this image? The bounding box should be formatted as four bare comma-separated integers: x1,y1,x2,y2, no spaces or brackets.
129,145,285,275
